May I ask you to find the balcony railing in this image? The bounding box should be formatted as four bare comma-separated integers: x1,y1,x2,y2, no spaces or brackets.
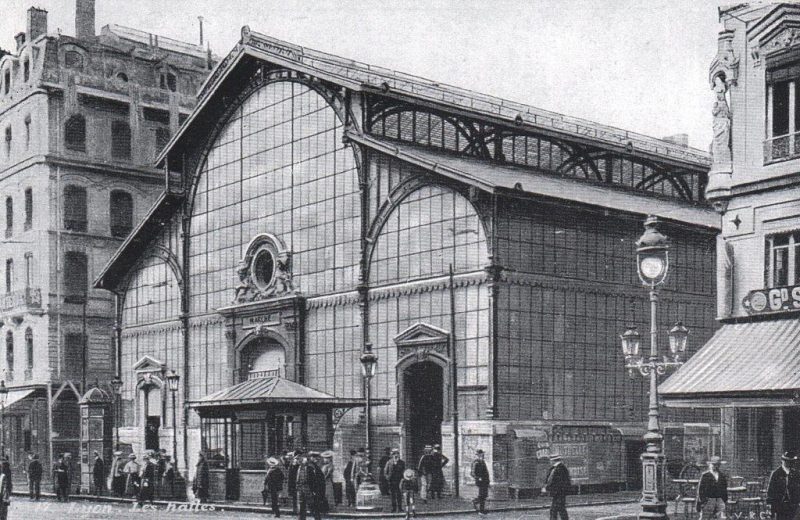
234,368,281,382
764,132,800,163
1,288,42,313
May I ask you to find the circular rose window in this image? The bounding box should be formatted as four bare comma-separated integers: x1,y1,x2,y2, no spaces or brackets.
252,248,276,290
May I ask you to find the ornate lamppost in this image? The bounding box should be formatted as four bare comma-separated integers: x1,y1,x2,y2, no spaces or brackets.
622,215,690,520
360,342,377,467
0,380,7,457
110,376,122,449
166,370,180,468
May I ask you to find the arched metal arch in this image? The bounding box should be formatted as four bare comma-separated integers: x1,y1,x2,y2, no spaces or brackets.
363,176,492,283
119,245,184,303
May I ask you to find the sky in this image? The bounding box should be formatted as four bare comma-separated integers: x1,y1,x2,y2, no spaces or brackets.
1,0,722,149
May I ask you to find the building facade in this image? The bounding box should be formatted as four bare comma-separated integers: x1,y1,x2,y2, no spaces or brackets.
662,2,800,479
0,1,211,486
97,28,721,500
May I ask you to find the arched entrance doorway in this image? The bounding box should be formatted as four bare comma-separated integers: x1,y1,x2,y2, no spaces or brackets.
403,361,444,465
239,336,286,380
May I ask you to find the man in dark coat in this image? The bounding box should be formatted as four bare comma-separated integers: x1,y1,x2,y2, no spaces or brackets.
343,449,358,507
263,457,284,517
471,449,491,515
696,456,727,519
378,447,392,496
288,450,301,513
429,444,449,499
768,451,800,520
92,451,105,495
417,445,433,503
192,452,210,503
543,454,571,520
295,452,322,520
384,448,406,513
138,455,157,505
27,453,42,501
53,454,70,502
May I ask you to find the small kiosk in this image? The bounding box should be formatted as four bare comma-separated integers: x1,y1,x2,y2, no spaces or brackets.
79,387,113,494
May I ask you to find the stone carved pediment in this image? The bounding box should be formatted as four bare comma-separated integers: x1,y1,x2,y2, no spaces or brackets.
393,323,450,362
234,233,299,304
132,355,165,373
709,30,739,86
749,6,800,66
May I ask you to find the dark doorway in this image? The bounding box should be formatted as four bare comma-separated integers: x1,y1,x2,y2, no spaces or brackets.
145,416,160,451
784,407,800,454
404,361,443,466
625,440,645,490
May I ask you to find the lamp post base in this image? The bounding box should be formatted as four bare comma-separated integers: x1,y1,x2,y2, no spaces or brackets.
639,451,668,520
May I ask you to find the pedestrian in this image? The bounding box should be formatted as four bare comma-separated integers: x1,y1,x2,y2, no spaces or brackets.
417,445,433,503
288,449,301,513
343,449,358,507
162,455,175,497
64,452,74,495
321,450,336,512
542,453,571,520
263,456,284,517
92,450,105,496
138,454,157,505
768,451,800,520
27,453,42,501
696,456,727,519
429,444,449,499
384,448,406,513
471,449,490,516
109,451,126,497
124,453,141,497
53,453,70,502
157,449,167,497
0,459,10,520
331,452,344,507
192,452,210,503
400,468,419,520
295,451,322,520
378,447,392,496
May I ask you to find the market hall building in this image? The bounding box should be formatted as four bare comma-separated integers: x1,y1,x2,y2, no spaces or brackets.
95,27,720,500
661,2,800,480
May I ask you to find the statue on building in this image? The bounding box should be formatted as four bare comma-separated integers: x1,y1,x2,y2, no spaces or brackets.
711,74,732,165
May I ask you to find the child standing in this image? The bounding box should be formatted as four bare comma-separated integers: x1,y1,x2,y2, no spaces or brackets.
400,468,419,519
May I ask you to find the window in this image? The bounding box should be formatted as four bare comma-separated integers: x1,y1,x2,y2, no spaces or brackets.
23,59,29,83
24,252,32,288
24,114,31,150
64,333,85,378
155,127,170,153
64,51,83,70
766,63,800,162
63,252,88,300
766,231,800,287
25,328,32,372
4,126,10,157
63,185,87,232
160,72,177,92
111,120,131,160
5,259,11,293
3,69,9,95
6,331,13,374
64,115,86,152
24,188,32,230
4,197,11,238
115,72,128,83
110,190,133,238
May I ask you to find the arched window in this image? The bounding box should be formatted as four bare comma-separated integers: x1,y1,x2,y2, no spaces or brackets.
24,188,32,230
5,197,12,238
3,69,10,95
64,185,87,232
25,328,32,372
24,114,31,150
6,331,13,374
111,120,131,160
110,190,133,238
4,126,10,157
23,59,29,83
63,251,88,300
64,115,86,152
5,259,12,293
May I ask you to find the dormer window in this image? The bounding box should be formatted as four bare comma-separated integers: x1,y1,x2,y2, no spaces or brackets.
159,72,177,93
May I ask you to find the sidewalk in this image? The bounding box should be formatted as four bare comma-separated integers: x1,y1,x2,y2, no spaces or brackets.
10,489,639,517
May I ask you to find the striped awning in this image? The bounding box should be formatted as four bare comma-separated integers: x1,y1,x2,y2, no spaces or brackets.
660,319,800,407
189,376,388,410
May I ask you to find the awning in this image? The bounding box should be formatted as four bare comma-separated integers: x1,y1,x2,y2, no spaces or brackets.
189,376,389,410
660,320,800,407
5,388,37,410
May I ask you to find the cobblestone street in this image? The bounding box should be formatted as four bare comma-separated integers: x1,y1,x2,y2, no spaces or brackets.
0,497,639,520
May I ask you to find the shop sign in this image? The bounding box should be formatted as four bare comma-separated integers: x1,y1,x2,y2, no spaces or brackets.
743,285,800,315
550,442,589,481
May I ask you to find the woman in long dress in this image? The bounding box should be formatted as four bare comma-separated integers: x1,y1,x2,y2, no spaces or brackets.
321,451,336,512
123,454,141,497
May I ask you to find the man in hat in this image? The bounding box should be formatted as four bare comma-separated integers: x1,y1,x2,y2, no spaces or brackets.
429,444,449,499
263,456,284,517
543,454,570,520
295,451,322,520
124,453,141,498
92,450,105,496
110,451,126,497
384,448,406,513
343,449,358,507
193,452,210,503
138,454,157,506
471,449,490,516
417,445,433,503
26,453,42,501
53,453,70,502
379,447,392,496
768,451,800,520
696,456,728,519
288,449,302,513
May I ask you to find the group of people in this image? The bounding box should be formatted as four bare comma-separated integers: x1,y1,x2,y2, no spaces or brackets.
107,448,176,504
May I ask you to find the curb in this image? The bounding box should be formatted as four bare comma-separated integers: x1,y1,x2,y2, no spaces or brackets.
10,491,638,517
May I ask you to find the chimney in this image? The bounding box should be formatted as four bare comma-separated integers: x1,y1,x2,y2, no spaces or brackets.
15,32,26,51
75,0,95,39
27,7,48,42
662,133,689,148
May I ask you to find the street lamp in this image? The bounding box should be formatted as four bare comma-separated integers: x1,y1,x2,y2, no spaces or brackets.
622,215,688,520
110,376,123,449
360,342,377,467
0,380,8,457
166,370,180,468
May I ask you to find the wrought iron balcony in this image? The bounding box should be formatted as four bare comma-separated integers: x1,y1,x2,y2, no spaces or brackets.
234,367,281,383
764,132,800,163
1,288,43,314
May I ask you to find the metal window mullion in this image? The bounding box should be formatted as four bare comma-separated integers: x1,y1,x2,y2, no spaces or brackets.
791,234,797,285
791,81,796,152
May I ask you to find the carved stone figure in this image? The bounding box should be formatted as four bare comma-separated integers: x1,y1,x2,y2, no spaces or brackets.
711,74,732,165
